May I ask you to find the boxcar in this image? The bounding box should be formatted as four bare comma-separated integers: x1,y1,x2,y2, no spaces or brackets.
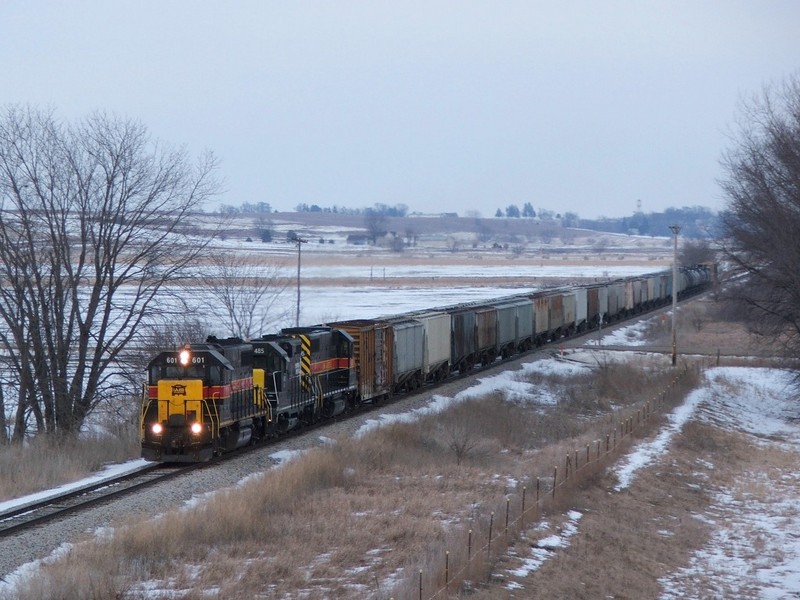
514,298,534,351
475,305,498,365
548,292,565,338
586,285,600,329
495,298,533,357
624,280,636,315
327,319,392,402
606,281,625,321
533,293,550,345
575,288,588,332
562,292,577,336
645,275,657,309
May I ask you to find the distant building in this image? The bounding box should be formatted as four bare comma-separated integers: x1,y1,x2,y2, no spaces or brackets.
346,233,370,245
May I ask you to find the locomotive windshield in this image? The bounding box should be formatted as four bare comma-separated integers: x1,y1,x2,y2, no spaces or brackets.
148,363,225,385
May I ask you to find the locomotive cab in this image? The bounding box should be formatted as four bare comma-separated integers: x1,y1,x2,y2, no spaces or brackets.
253,327,357,433
141,339,257,462
252,336,303,432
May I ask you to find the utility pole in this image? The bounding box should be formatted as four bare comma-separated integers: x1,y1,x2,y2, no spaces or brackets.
294,236,307,327
669,224,681,366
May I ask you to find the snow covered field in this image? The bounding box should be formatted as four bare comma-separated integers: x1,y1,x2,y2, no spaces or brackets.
237,263,666,330
190,235,671,330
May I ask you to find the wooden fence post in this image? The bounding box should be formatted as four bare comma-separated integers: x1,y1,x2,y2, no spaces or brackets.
553,467,558,499
488,512,494,557
521,486,527,530
505,498,510,534
445,551,449,591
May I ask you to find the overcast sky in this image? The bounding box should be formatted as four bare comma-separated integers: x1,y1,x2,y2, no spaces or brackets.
3,2,799,219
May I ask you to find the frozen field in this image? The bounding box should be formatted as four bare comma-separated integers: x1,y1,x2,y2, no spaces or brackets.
194,238,671,330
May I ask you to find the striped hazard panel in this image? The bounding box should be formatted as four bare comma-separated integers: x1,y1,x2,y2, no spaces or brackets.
300,334,311,391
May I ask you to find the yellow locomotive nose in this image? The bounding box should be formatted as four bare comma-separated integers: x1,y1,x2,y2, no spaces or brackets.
157,379,204,425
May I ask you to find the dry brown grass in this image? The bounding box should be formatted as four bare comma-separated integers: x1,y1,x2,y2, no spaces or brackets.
10,357,701,600
0,428,140,502
466,369,800,599
662,297,783,360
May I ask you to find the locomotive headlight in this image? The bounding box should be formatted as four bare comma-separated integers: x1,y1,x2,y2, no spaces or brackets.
190,422,203,435
179,347,191,366
151,423,163,435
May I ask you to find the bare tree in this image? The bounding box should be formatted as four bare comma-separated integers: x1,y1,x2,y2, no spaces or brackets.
719,73,800,361
0,106,220,439
0,380,7,444
200,251,291,339
445,235,461,253
254,214,274,242
679,239,716,266
440,415,480,466
364,208,387,244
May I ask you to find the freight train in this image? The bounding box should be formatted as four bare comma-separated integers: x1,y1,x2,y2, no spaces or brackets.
140,264,713,462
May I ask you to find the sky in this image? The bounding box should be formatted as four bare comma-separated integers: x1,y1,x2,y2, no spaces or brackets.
2,2,800,219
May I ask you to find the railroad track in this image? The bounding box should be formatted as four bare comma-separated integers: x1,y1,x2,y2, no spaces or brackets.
0,463,198,538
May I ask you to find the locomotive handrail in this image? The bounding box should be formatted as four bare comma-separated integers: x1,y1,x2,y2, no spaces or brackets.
202,399,220,440
269,371,281,401
314,376,323,413
254,385,273,423
139,383,149,441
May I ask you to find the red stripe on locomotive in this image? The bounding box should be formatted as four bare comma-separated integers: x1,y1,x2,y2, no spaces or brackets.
310,358,351,374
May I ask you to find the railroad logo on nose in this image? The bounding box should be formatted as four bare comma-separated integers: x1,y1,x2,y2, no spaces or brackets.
171,384,187,396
